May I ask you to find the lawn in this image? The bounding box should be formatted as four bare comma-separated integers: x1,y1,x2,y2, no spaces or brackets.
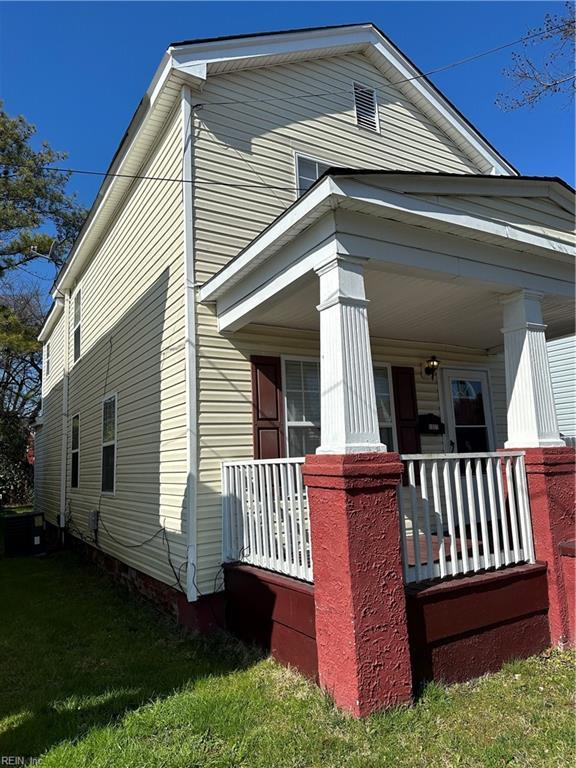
0,550,574,768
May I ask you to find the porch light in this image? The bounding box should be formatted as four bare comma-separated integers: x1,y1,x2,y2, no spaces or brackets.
424,355,440,380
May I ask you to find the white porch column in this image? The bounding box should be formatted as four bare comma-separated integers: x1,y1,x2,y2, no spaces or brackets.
501,290,564,448
315,256,385,454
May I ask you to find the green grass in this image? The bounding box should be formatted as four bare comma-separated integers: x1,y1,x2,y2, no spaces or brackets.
0,551,574,768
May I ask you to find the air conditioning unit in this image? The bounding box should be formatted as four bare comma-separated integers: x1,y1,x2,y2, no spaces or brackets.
2,512,45,557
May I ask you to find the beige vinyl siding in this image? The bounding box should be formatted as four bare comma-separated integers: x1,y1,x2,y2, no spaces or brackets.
34,313,66,523
62,106,187,588
411,194,576,245
195,318,506,592
193,52,482,284
548,335,576,438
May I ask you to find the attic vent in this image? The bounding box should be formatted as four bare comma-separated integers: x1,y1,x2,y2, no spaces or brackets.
353,82,379,133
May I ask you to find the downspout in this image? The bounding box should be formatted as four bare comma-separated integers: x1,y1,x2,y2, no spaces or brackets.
59,290,70,533
181,84,198,601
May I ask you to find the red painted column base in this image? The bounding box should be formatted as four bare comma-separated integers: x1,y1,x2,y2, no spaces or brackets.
523,447,575,646
302,452,412,717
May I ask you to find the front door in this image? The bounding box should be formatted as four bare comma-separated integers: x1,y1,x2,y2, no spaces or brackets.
442,369,496,453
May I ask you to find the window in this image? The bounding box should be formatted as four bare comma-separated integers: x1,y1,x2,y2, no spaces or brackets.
45,343,51,378
73,289,81,363
284,359,321,456
353,82,379,133
101,395,117,493
71,414,80,488
284,359,397,456
296,155,331,197
373,366,396,449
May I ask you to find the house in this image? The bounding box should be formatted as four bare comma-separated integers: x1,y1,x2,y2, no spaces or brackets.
35,24,575,716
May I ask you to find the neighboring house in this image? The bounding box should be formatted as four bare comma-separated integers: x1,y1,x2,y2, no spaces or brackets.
35,24,575,709
548,335,576,443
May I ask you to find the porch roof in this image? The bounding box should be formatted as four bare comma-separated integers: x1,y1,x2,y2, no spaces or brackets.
200,171,574,302
198,171,575,346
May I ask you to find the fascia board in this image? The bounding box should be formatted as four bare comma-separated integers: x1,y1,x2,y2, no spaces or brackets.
334,177,576,259
368,32,515,175
38,298,64,342
168,24,373,63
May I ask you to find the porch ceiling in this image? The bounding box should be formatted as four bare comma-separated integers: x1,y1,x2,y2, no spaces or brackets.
247,266,575,350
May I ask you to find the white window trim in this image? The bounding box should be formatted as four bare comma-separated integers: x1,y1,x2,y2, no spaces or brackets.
71,413,80,489
353,81,380,134
281,355,398,455
373,362,398,451
438,366,497,452
293,151,340,199
44,342,51,379
101,391,117,496
71,284,82,365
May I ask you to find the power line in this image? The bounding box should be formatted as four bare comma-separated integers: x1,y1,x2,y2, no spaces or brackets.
196,22,569,109
4,23,567,189
5,164,301,190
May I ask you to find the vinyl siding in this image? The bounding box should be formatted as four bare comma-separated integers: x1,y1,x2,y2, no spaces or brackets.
548,335,576,438
34,313,66,523
192,52,482,284
195,318,507,592
192,52,501,593
411,194,575,245
37,106,187,589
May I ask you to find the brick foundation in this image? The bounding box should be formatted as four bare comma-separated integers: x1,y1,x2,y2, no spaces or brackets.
64,528,224,633
559,540,575,645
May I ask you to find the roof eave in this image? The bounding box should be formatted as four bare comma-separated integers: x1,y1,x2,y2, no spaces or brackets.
199,172,575,303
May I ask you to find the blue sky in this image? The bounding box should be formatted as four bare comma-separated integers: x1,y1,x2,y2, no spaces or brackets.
1,1,573,290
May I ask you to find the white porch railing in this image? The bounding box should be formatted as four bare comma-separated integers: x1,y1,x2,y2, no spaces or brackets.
222,458,312,582
398,451,535,584
222,451,535,588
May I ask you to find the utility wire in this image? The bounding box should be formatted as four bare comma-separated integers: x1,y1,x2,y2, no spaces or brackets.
2,22,567,189
187,22,570,108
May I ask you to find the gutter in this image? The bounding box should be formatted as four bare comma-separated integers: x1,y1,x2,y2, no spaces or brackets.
181,85,199,602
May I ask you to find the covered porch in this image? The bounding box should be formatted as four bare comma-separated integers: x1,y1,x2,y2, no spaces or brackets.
199,171,575,714
200,171,574,582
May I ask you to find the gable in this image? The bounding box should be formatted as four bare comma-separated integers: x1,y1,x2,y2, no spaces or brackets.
193,52,487,283
199,52,483,173
170,23,515,175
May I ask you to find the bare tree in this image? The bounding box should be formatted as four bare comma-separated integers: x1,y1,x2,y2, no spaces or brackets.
497,2,575,110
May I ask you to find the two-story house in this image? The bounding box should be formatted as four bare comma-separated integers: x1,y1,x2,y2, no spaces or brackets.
35,24,575,713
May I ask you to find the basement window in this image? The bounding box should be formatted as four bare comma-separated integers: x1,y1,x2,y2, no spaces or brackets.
101,394,117,494
353,82,379,133
71,414,80,489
